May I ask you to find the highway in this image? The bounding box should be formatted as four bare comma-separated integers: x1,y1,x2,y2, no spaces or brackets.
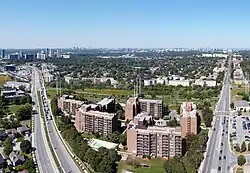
35,67,82,173
31,69,59,173
202,55,237,173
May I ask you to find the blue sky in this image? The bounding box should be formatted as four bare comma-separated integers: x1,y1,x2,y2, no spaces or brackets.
1,0,250,48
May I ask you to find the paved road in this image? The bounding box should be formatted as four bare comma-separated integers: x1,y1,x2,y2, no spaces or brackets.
202,56,237,173
31,69,58,173
35,68,82,173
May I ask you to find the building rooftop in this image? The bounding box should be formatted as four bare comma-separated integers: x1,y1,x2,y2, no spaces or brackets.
134,112,152,122
234,100,250,108
88,138,118,151
97,98,114,106
139,98,163,104
83,110,116,119
130,125,181,135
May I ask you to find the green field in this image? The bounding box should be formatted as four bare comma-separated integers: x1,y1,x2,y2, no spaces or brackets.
117,158,166,173
231,83,246,101
7,104,24,114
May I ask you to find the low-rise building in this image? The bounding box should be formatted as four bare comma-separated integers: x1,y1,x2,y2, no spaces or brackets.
44,73,54,83
9,151,25,166
194,79,217,87
4,81,31,91
234,100,250,112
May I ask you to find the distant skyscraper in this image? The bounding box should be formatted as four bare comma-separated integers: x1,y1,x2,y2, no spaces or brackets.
19,51,24,59
1,49,5,58
56,49,61,58
49,49,53,57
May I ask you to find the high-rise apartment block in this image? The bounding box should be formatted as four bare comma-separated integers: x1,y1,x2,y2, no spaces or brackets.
75,105,118,137
139,99,163,119
1,49,5,58
127,113,182,158
180,102,197,137
57,95,118,137
125,97,163,120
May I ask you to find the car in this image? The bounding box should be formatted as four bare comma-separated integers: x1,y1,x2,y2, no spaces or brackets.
246,139,250,142
226,131,228,134
220,150,222,154
219,156,221,160
218,167,221,171
221,143,223,146
222,133,224,136
213,128,216,131
224,156,226,159
227,166,230,171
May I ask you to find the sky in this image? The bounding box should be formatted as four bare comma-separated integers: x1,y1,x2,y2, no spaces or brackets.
1,0,250,48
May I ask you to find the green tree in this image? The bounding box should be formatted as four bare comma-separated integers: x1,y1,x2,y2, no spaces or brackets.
3,137,13,156
22,158,35,173
16,103,32,120
119,134,127,145
164,157,186,173
109,131,121,143
117,110,125,120
241,141,247,152
237,155,246,166
242,94,249,101
248,142,250,151
20,140,32,154
235,143,241,152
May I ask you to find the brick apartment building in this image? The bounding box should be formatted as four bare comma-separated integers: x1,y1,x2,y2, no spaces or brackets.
58,95,118,137
180,102,198,137
127,113,182,158
125,97,163,120
75,105,118,137
139,99,163,119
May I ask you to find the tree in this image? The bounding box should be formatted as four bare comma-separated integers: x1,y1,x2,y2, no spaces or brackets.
16,103,32,120
117,110,125,120
22,158,35,173
109,131,121,143
119,134,127,145
235,143,240,152
108,148,121,162
163,157,186,173
242,94,249,101
4,144,12,156
241,141,247,152
3,137,13,156
20,140,32,154
248,142,250,151
237,155,246,166
230,102,234,109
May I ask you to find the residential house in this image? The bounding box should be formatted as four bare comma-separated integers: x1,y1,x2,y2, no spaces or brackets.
17,125,30,136
9,151,25,166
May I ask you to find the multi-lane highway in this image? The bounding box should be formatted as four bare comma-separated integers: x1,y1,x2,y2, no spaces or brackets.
31,68,59,173
202,56,237,173
35,67,82,173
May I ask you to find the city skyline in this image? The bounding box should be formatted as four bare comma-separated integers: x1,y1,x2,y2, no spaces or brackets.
1,0,250,48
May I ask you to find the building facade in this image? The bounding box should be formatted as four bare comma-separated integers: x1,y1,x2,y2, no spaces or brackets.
180,102,197,137
139,99,163,119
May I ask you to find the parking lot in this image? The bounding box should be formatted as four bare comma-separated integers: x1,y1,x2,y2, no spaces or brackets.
230,115,250,149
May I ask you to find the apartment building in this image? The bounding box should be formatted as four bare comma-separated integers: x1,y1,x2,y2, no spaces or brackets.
180,102,197,137
127,118,182,158
139,99,163,119
125,97,163,120
75,104,118,137
125,97,139,120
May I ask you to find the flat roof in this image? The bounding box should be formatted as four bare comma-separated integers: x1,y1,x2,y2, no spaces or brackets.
234,100,250,107
88,138,118,151
83,110,116,119
97,98,113,106
139,98,162,104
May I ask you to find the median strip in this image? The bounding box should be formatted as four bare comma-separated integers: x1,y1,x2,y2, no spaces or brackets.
37,91,63,173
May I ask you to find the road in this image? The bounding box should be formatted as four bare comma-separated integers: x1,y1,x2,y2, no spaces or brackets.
31,69,59,173
35,68,82,173
202,55,237,173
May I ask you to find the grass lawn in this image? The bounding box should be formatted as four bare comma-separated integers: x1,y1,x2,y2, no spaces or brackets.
117,158,166,173
7,104,24,114
0,75,11,85
76,88,133,96
231,83,246,101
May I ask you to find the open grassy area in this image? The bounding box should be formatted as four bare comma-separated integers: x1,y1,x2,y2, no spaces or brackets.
117,158,166,173
0,75,11,85
231,83,247,102
236,166,243,173
7,104,24,114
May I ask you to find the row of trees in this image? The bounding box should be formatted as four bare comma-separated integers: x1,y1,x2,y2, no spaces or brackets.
235,141,250,153
51,96,121,173
163,130,208,173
